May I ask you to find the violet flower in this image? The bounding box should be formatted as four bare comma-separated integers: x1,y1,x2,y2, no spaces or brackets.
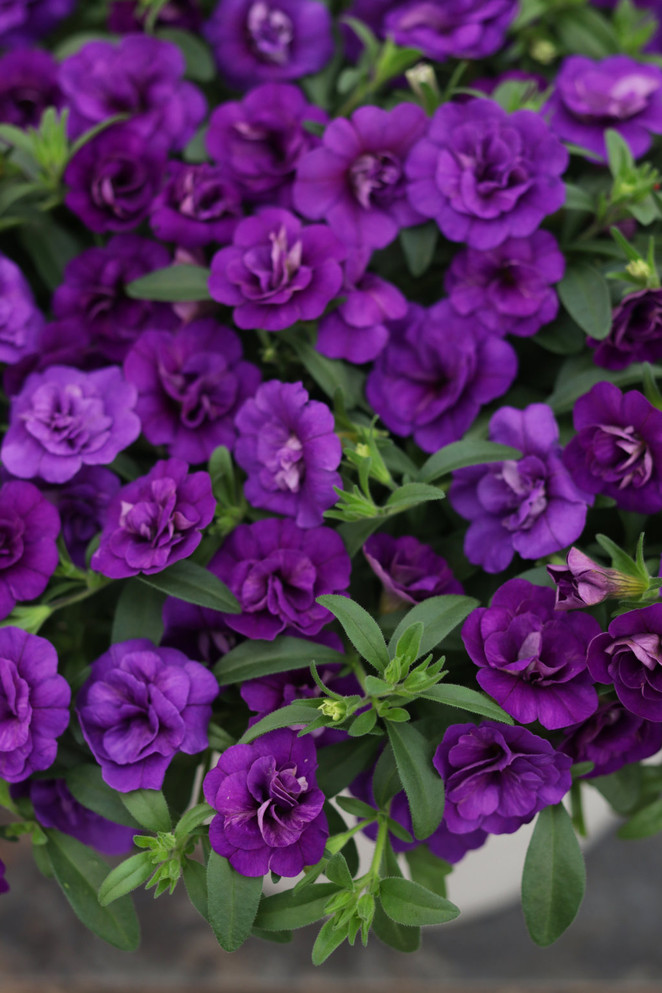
0,0,75,47
0,481,60,620
150,163,243,249
46,466,121,570
0,252,43,365
363,533,463,609
108,0,202,32
161,597,237,665
0,49,62,128
560,701,662,778
587,603,662,721
590,289,662,370
547,546,648,610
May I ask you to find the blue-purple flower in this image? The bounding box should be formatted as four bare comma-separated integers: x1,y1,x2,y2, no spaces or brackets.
363,533,463,608
560,701,662,778
0,252,43,365
150,163,243,248
587,603,662,721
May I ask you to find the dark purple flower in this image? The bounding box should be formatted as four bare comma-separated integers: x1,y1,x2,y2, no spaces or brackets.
0,253,43,364
0,0,75,47
449,404,590,574
52,235,178,364
210,518,351,640
46,466,121,569
462,578,600,730
205,0,333,90
363,533,463,609
77,639,219,792
433,720,573,835
3,320,100,400
590,289,662,370
560,701,662,778
91,459,216,579
545,55,662,160
150,163,243,248
209,208,345,332
204,728,327,877
234,380,342,528
206,82,326,204
563,382,662,514
0,628,70,783
0,481,60,620
587,603,662,721
294,104,428,250
124,319,261,464
162,597,237,665
0,860,8,895
406,98,568,250
108,0,202,32
547,546,648,610
64,124,165,234
0,50,62,127
366,302,517,454
59,36,206,152
2,365,141,485
445,231,565,338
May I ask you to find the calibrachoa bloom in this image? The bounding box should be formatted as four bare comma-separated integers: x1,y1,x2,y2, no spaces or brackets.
449,404,590,573
587,603,662,721
1,365,141,484
433,720,573,835
0,0,75,46
210,518,351,640
91,459,216,579
205,0,333,90
563,381,662,513
0,252,43,364
46,466,121,570
462,578,600,730
209,208,345,331
444,231,565,338
293,103,428,250
123,320,261,464
0,50,62,127
161,597,237,665
560,701,662,778
547,546,648,610
77,640,219,792
234,379,342,528
406,98,568,249
150,163,243,248
0,628,70,783
366,302,517,453
0,481,60,620
545,55,662,160
203,728,328,877
363,533,463,608
590,289,662,370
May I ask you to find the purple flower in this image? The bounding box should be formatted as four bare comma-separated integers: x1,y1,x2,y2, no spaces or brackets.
108,0,202,32
406,98,568,250
0,860,8,895
59,36,206,152
445,231,565,338
150,163,243,249
560,701,662,778
91,459,216,579
234,380,342,528
77,640,219,792
0,628,70,783
209,208,345,332
433,720,573,835
545,55,662,160
123,319,261,464
2,365,141,485
462,578,600,730
46,466,121,570
0,253,43,364
3,320,99,400
204,728,327,877
0,481,60,620
590,289,662,370
206,82,326,204
162,597,237,665
52,235,178,364
363,533,463,609
587,603,662,721
205,0,333,90
449,404,590,574
294,104,428,250
0,50,62,128
547,546,648,610
64,124,165,234
563,382,662,514
366,302,517,454
210,518,351,640
0,0,75,47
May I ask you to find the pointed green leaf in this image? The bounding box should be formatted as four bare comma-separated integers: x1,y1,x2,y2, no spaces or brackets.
98,853,155,907
253,883,340,930
558,263,612,340
388,595,479,661
316,736,381,797
214,635,344,685
387,722,444,840
206,852,263,951
238,700,322,743
618,798,662,839
372,902,421,951
379,877,459,926
66,766,141,829
317,594,389,671
126,264,211,302
418,440,521,483
120,789,171,833
182,858,207,919
419,684,514,724
384,482,445,514
325,852,354,890
311,917,348,964
399,222,438,277
138,558,240,613
112,578,165,645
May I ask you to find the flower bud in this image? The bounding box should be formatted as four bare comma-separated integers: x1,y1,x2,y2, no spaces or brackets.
547,547,648,610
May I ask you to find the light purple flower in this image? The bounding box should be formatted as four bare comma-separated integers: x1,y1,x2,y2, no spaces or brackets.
77,639,219,792
560,701,662,778
2,365,141,485
406,98,568,249
0,0,75,47
91,459,216,579
0,628,70,783
204,728,327,877
590,289,662,370
46,466,121,570
234,380,342,528
363,533,463,608
547,546,648,610
0,49,62,127
587,603,662,721
0,481,60,620
0,253,43,364
150,163,243,249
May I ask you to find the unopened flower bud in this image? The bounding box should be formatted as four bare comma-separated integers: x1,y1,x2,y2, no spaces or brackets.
626,259,653,282
530,39,556,64
547,547,648,610
319,699,347,722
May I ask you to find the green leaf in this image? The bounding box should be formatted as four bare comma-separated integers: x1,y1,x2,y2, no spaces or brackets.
285,334,364,411
316,736,381,797
325,852,354,890
238,700,323,744
125,264,212,302
595,533,642,578
548,355,661,414
558,263,612,340
605,128,634,178
533,314,586,356
379,877,459,926
18,217,81,291
182,858,207,919
174,802,213,840
336,796,377,820
156,28,215,81
98,853,155,907
138,558,240,613
120,790,171,833
372,902,420,952
206,852,263,952
208,445,238,505
388,595,479,662
111,579,165,645
311,917,348,964
419,684,514,724
521,803,586,947
393,622,424,665
418,440,521,483
590,766,641,815
372,745,400,809
66,766,141,829
399,222,438,277
316,594,389,671
254,883,340,930
214,635,344,685
405,846,451,897
387,722,445,841
348,708,377,736
618,798,662,839
338,517,384,557
44,831,140,951
384,482,445,514
564,182,595,212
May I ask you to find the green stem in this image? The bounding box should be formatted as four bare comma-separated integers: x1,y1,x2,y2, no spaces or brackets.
47,579,111,612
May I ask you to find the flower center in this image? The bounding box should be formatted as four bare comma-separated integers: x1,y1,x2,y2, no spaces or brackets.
247,1,293,64
591,423,652,488
498,459,548,531
349,151,402,209
0,658,31,752
23,382,111,456
274,433,304,492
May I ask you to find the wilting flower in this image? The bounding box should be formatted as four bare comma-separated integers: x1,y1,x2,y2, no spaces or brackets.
0,481,60,620
590,289,662,370
204,728,328,876
0,49,62,127
0,253,43,365
587,603,662,721
363,533,463,608
547,547,648,610
560,701,662,778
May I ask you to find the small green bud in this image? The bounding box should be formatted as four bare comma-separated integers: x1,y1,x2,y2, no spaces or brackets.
626,259,653,281
530,39,557,64
319,699,347,722
355,443,371,459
